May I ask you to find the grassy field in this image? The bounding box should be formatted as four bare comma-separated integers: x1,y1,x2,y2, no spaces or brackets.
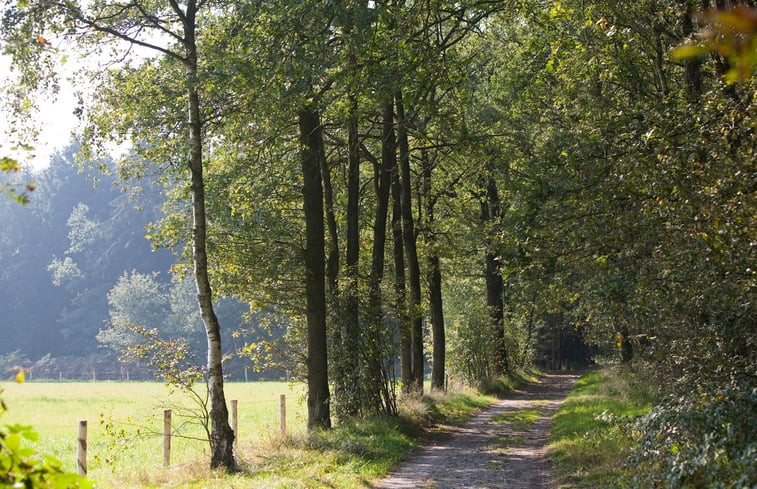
0,381,307,484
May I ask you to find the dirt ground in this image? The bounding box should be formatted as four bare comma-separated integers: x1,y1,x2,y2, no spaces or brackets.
372,373,581,489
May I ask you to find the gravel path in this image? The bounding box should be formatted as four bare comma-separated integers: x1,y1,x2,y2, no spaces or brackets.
372,373,580,489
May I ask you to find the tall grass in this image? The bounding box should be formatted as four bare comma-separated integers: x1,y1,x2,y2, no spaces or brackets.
548,367,655,488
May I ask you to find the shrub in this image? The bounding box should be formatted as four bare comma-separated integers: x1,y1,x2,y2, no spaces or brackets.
631,379,757,488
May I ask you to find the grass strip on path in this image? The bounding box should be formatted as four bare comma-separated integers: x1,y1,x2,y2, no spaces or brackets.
547,367,655,489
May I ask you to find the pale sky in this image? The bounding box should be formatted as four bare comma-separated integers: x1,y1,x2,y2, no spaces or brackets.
1,52,79,172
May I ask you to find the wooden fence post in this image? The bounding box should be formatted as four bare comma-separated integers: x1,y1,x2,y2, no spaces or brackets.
280,394,286,436
230,400,238,452
163,409,171,467
77,420,87,477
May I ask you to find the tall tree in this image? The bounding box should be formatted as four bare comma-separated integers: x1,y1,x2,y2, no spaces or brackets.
298,107,332,429
395,90,425,393
2,0,236,469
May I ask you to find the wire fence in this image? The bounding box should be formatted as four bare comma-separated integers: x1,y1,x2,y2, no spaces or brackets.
2,383,307,480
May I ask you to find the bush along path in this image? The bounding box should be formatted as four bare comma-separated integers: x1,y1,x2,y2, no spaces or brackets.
373,373,581,489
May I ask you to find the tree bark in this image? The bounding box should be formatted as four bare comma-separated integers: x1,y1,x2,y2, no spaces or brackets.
481,175,508,376
391,143,412,393
184,4,235,470
619,324,634,364
422,150,445,391
322,153,339,297
298,107,331,430
396,89,424,394
334,95,362,420
680,0,703,99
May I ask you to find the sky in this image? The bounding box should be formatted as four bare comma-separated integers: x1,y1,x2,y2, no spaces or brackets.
0,52,80,172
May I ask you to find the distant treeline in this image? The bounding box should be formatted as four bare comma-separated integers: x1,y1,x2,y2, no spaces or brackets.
0,143,275,379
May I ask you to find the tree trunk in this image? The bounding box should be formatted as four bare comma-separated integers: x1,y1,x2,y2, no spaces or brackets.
334,95,362,420
363,100,396,415
298,107,331,430
391,144,412,393
680,0,703,99
184,6,235,470
481,175,508,376
322,153,339,297
619,324,634,364
395,89,424,394
422,150,445,391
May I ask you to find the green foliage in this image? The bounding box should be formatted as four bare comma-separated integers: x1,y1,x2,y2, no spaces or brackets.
0,422,91,489
631,380,757,488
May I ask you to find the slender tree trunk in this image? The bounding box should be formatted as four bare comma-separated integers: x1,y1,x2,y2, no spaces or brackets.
345,96,360,330
298,107,331,430
322,157,339,297
367,101,397,414
184,6,235,470
422,150,445,391
363,100,394,415
391,146,412,393
334,95,362,420
428,252,445,389
395,89,424,394
481,175,508,376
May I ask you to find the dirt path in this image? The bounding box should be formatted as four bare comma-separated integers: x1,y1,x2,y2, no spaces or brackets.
372,373,580,489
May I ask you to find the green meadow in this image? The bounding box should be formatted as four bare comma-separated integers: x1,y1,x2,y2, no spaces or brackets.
0,381,307,485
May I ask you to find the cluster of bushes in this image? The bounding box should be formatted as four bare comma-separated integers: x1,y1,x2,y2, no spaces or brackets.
630,378,757,488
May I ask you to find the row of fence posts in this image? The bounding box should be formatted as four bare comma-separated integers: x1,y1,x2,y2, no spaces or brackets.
76,394,288,476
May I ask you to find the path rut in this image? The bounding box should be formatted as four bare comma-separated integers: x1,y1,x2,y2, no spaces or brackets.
372,373,580,489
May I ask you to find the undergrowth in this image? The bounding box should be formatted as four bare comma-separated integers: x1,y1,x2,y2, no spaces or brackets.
630,379,756,489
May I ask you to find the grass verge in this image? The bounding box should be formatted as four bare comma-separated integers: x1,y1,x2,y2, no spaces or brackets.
547,367,655,488
128,370,538,489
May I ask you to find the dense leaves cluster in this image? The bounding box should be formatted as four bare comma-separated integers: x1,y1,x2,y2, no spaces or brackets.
632,380,757,488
